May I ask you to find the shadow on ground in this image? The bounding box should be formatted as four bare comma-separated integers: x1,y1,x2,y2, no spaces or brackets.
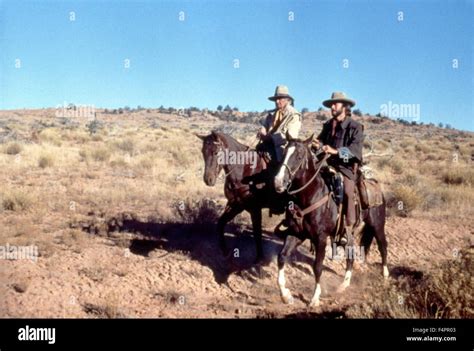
74,212,339,284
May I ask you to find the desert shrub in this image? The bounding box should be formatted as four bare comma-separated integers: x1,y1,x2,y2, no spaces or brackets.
440,166,473,186
114,139,135,155
5,142,23,155
388,157,404,175
38,154,54,168
174,198,222,224
391,184,423,215
347,247,473,318
0,190,33,211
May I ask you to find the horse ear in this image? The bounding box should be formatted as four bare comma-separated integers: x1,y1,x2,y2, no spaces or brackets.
194,133,207,141
303,133,315,145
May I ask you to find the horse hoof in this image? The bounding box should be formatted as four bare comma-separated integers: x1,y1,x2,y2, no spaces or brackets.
281,290,294,305
282,295,294,305
336,283,349,293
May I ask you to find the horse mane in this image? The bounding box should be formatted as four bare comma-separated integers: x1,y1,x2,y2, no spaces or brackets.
287,138,327,165
211,130,249,151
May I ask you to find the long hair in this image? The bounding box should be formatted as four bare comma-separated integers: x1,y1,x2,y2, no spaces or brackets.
344,103,352,118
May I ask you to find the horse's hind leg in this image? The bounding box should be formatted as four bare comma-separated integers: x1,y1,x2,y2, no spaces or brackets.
217,203,243,257
374,225,389,278
360,225,374,259
278,235,303,304
250,207,263,263
309,234,327,307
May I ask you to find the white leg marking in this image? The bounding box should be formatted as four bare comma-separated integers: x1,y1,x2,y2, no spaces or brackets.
337,270,352,293
309,283,322,307
383,265,389,279
278,267,294,304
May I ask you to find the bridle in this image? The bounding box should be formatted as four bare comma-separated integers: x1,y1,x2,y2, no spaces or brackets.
281,145,333,229
209,137,252,179
282,145,329,195
282,147,309,181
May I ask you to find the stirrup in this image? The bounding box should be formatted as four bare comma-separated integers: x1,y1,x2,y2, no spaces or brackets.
339,234,348,246
338,225,353,246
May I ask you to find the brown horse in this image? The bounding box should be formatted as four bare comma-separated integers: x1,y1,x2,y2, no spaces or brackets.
197,131,290,263
273,137,389,306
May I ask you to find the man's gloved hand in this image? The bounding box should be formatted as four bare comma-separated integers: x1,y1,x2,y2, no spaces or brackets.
322,145,338,155
257,126,267,139
311,138,321,150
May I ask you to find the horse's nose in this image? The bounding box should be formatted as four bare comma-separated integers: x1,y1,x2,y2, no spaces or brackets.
204,175,216,186
274,179,285,193
275,186,285,194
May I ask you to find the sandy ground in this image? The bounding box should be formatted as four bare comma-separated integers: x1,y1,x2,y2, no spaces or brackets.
0,109,472,318
2,212,471,318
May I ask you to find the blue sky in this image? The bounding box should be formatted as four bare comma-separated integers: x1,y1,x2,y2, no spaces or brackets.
0,0,472,131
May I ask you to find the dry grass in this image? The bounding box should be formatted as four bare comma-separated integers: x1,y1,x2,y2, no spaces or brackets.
0,189,33,212
38,128,62,146
113,138,135,155
347,247,473,318
83,292,127,318
4,142,23,155
391,183,423,215
55,229,88,253
174,198,222,224
440,165,474,186
38,154,54,168
79,146,112,162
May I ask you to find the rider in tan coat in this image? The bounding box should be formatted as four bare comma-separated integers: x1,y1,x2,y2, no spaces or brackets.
257,85,302,164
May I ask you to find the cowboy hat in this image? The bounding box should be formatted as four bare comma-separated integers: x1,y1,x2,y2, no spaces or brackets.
268,85,294,102
322,92,356,108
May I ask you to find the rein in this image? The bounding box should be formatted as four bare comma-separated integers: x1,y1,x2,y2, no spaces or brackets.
285,147,333,225
288,151,330,195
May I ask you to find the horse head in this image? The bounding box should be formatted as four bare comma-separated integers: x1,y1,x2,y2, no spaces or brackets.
196,130,225,186
274,135,314,193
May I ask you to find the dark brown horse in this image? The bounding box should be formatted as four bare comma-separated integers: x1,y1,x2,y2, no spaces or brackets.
197,130,290,262
273,137,388,306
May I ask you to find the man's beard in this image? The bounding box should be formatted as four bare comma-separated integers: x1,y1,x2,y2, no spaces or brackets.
332,109,344,118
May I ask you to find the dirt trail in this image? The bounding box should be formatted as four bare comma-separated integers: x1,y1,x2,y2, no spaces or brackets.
2,213,470,318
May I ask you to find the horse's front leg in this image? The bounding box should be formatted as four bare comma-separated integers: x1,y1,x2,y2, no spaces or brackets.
278,235,303,304
217,203,243,257
309,233,327,307
337,232,355,293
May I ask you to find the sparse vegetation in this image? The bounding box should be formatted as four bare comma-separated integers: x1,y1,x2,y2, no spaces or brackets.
38,154,54,168
0,107,472,318
347,247,473,318
114,139,135,155
1,189,33,211
5,142,23,155
392,183,423,215
440,166,473,186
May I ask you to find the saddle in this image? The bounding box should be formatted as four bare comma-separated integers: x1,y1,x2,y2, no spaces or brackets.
278,165,383,242
357,167,384,209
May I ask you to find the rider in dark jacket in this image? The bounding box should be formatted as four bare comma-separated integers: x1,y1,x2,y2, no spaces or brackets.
313,92,364,245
